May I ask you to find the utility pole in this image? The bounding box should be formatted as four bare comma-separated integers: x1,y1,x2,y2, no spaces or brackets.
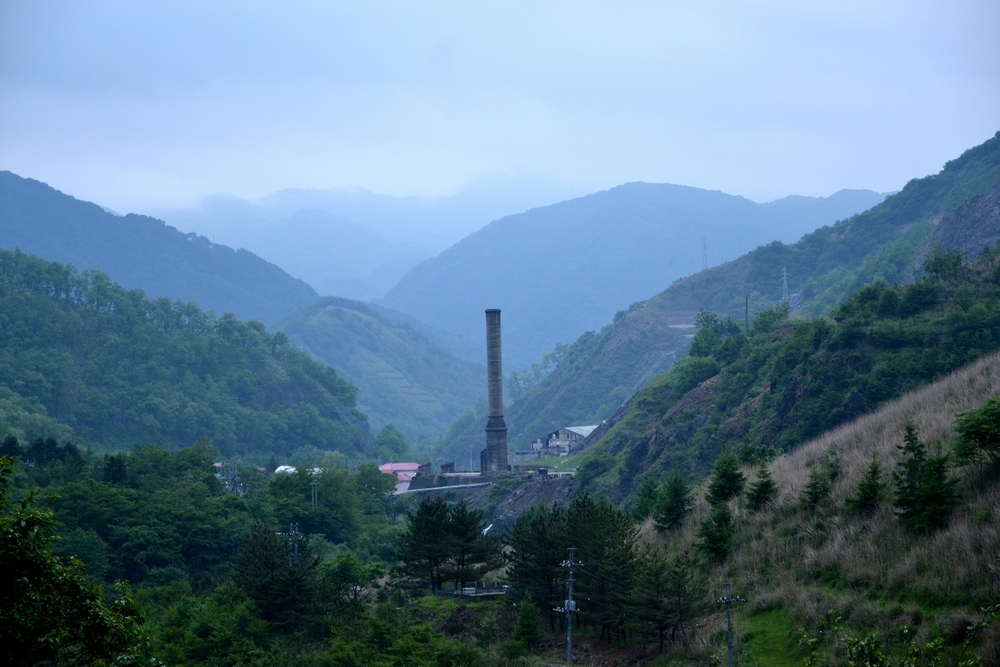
557,547,581,665
310,481,318,508
745,295,749,330
718,582,745,667
781,268,789,302
287,522,302,567
702,237,709,272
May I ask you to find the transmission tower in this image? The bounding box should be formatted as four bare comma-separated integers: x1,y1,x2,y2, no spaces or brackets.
718,582,745,667
702,237,708,272
781,267,789,302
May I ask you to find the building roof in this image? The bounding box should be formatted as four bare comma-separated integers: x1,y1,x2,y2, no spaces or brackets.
379,462,422,474
564,425,598,438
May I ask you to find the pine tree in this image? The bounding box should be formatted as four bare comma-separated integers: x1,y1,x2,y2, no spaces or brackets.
746,465,778,512
444,500,503,589
512,594,543,653
697,503,734,562
395,496,452,591
234,521,318,632
893,423,959,532
653,470,693,532
632,477,660,521
845,457,885,514
707,449,746,504
801,464,832,508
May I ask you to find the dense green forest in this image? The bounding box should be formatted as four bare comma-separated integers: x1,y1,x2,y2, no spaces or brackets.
6,365,1000,665
0,249,366,459
582,243,1000,503
0,170,319,327
279,296,485,445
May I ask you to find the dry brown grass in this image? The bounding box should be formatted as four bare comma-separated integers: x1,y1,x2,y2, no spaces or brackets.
639,351,1000,660
728,350,1000,623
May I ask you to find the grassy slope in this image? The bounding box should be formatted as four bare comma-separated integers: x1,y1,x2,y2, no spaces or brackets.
279,296,485,443
652,350,1000,663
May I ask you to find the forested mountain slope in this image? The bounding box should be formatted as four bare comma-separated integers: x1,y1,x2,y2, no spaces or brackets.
0,250,366,459
278,297,485,443
581,243,1000,503
383,185,883,367
646,131,1000,321
0,171,318,327
486,132,1000,473
432,304,691,466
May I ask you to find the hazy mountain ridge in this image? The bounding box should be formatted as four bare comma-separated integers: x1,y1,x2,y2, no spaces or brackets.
155,180,582,301
644,131,1000,321
278,297,485,444
0,171,318,327
382,184,885,367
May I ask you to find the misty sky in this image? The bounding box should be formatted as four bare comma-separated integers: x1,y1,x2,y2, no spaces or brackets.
1,1,998,216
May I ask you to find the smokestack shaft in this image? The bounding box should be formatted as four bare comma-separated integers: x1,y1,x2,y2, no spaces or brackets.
486,309,504,417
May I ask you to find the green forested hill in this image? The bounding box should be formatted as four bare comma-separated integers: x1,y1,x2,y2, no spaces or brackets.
0,171,319,327
383,184,883,367
647,130,1000,321
581,244,1000,503
487,132,999,472
278,297,485,444
431,303,691,467
0,249,367,459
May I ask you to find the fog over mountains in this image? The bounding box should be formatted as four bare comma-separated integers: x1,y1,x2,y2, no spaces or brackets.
155,179,581,301
383,185,886,367
0,171,318,327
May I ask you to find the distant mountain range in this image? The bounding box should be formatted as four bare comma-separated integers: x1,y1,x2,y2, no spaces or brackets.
645,131,1000,321
153,180,580,301
382,186,886,367
0,171,318,327
485,132,999,473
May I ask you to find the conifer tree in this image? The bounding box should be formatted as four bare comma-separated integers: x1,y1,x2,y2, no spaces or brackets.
801,463,832,508
697,503,734,562
632,477,660,521
654,470,693,532
512,594,543,654
845,457,885,514
234,520,318,632
707,449,746,504
746,465,778,512
893,423,959,532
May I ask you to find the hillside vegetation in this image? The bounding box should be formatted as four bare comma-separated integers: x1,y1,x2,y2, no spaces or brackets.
384,185,883,367
279,296,485,444
581,243,1000,504
0,249,366,459
648,131,1000,322
432,304,691,466
673,348,1000,664
0,171,318,327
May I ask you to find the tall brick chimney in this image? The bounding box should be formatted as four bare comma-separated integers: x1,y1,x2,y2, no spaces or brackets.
481,309,508,474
